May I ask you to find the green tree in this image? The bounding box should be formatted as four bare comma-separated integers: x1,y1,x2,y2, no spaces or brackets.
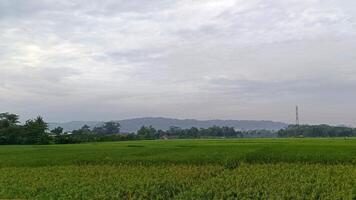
23,116,50,144
93,122,120,134
0,113,22,144
80,125,91,132
137,126,157,139
0,112,19,128
51,127,64,135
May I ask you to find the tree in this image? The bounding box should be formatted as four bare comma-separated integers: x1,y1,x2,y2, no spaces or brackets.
157,129,167,138
103,121,120,134
80,125,91,132
51,127,64,135
0,113,22,144
277,124,356,138
0,112,19,128
23,116,50,144
137,126,157,139
93,122,120,134
167,126,182,137
187,127,200,138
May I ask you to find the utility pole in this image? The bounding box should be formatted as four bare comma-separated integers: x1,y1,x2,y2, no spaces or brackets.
296,105,299,126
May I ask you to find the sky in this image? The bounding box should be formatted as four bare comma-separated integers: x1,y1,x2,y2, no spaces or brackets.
0,0,356,125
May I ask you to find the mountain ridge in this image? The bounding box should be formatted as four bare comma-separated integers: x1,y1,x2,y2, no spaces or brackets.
49,117,288,133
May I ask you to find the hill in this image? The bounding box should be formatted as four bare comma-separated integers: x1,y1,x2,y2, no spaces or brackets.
49,117,288,132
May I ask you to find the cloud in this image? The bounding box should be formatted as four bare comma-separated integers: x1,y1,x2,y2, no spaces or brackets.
0,0,356,125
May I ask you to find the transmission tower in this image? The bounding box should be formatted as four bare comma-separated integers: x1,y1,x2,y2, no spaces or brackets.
296,105,299,126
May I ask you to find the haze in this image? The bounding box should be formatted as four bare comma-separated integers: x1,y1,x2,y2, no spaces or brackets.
1,0,356,125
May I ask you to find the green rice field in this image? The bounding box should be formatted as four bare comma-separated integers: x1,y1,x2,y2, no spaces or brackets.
1,138,356,199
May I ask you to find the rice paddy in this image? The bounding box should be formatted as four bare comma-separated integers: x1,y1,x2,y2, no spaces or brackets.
1,138,356,199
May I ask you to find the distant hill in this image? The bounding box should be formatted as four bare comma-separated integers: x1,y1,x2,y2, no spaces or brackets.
49,117,288,133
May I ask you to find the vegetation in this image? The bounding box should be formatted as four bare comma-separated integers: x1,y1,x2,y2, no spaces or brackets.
0,113,50,145
0,112,131,145
1,139,356,199
3,112,356,145
278,124,356,137
0,113,246,144
136,125,243,139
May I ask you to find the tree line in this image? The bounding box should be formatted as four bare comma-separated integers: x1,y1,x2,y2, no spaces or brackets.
0,113,126,145
136,125,244,139
1,112,356,145
0,113,49,144
277,124,356,137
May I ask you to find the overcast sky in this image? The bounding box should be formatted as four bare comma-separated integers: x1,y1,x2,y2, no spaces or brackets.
1,0,356,125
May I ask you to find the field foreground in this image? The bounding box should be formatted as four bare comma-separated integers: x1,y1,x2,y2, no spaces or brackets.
1,139,356,199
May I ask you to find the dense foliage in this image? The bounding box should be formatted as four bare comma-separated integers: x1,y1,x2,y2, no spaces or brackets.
0,112,130,145
2,112,356,145
0,113,247,144
0,113,50,144
136,125,243,139
53,122,131,144
278,124,356,137
54,125,244,144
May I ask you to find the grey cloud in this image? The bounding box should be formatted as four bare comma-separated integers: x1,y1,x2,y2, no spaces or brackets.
1,67,81,97
0,0,356,125
207,77,356,99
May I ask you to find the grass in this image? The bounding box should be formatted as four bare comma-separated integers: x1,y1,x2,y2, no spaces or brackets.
1,138,356,199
